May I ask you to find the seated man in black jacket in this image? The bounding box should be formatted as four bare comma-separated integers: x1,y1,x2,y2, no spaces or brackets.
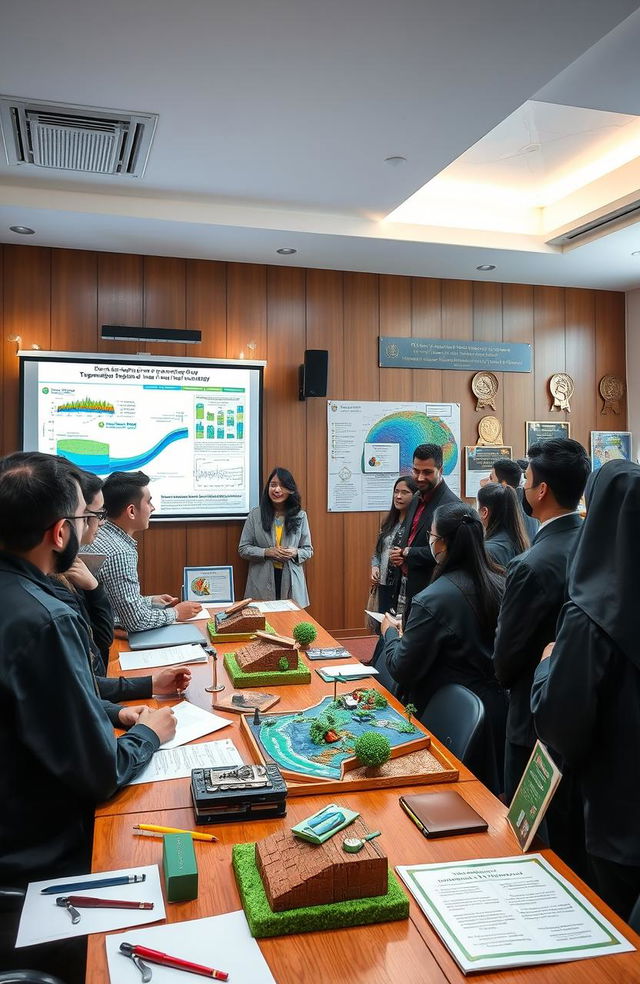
0,452,176,979
51,468,191,726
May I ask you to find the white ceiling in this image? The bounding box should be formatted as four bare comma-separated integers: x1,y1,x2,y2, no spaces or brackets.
2,0,640,289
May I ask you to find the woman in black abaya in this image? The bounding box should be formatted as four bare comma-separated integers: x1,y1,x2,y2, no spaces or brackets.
531,458,640,922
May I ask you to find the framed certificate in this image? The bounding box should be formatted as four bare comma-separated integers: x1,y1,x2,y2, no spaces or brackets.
464,445,512,498
183,565,234,604
590,431,632,470
525,420,570,450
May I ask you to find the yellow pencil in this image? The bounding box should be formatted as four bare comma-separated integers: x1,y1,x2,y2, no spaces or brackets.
133,824,218,843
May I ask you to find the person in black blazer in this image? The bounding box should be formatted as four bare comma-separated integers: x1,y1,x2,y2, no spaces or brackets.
531,460,640,922
493,439,590,805
381,501,507,793
489,457,540,543
388,442,459,618
477,482,529,568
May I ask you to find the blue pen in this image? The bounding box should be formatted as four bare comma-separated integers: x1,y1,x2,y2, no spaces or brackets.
41,874,146,895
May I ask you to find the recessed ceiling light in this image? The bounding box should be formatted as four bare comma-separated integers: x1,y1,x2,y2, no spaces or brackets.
276,247,297,255
9,225,35,235
384,156,407,166
476,264,496,271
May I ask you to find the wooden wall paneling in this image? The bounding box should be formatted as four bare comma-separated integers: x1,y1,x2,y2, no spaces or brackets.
51,249,97,353
0,249,4,454
565,289,596,453
441,281,474,496
186,260,227,359
97,253,144,355
342,273,381,632
502,284,535,458
265,266,306,480
140,523,187,597
184,260,230,593
595,291,627,431
472,281,504,423
140,256,188,593
379,275,412,402
411,278,443,404
2,245,51,454
305,269,345,630
533,286,566,426
225,263,267,592
142,256,187,358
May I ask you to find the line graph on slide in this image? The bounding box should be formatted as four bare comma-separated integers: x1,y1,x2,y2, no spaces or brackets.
57,428,188,474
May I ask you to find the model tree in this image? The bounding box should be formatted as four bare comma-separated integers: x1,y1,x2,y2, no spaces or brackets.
354,731,391,769
292,621,317,648
405,703,417,726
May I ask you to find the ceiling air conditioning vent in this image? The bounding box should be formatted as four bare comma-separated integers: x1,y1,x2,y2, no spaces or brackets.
547,197,640,249
0,96,157,177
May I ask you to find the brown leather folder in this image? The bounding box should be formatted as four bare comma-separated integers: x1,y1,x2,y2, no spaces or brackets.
399,790,488,838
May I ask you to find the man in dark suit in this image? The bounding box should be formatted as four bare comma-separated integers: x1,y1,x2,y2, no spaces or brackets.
489,457,539,543
493,439,590,805
389,442,459,619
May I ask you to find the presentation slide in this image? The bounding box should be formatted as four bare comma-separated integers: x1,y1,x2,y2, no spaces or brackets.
21,355,263,520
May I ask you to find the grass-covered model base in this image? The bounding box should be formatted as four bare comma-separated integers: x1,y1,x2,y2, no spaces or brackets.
232,842,408,938
223,651,311,689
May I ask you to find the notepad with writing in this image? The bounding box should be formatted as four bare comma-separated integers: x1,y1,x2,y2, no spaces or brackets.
399,790,488,838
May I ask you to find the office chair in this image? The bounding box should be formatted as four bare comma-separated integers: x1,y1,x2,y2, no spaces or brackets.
629,893,640,934
0,888,67,984
419,684,485,765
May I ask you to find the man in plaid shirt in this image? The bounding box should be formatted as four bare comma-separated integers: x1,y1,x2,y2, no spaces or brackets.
82,470,200,632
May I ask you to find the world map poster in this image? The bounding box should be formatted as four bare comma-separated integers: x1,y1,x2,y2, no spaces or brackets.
327,401,461,512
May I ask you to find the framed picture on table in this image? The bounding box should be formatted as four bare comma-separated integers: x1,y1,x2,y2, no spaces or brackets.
183,565,234,605
525,420,570,450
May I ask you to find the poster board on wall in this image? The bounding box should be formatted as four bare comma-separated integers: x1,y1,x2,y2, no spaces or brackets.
327,401,461,512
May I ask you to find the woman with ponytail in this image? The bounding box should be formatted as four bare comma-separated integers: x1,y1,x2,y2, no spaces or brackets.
477,482,529,568
380,502,507,793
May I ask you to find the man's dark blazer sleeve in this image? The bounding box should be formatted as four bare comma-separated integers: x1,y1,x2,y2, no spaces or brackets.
493,557,548,688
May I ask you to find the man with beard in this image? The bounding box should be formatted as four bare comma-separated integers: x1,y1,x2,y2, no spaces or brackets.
0,452,176,980
388,443,459,620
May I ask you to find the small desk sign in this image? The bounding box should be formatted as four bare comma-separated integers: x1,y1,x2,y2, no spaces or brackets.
183,566,234,605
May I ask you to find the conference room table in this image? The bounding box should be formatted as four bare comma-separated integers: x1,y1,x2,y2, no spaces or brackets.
87,609,640,983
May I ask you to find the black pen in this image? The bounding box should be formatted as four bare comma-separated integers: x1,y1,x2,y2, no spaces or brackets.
41,874,146,895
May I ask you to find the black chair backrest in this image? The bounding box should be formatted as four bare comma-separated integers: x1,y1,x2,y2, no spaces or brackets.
0,973,66,984
629,893,640,934
419,684,485,764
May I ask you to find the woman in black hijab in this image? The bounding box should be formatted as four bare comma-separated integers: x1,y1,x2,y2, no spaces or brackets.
531,459,640,921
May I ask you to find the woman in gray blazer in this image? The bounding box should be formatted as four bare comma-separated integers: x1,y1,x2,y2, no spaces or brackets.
238,468,313,607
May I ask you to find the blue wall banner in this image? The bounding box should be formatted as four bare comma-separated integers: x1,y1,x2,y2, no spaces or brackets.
379,337,532,373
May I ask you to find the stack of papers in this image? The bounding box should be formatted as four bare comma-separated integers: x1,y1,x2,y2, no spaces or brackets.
253,599,299,612
119,644,208,671
17,865,164,946
159,701,231,749
128,738,243,786
106,911,276,984
316,663,379,682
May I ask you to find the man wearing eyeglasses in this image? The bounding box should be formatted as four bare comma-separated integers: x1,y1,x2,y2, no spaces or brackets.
81,470,201,632
0,452,176,979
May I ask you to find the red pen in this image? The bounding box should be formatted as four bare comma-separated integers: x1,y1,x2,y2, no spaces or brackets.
120,941,229,981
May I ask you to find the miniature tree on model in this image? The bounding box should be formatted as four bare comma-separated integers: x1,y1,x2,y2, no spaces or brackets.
292,621,317,648
354,731,391,769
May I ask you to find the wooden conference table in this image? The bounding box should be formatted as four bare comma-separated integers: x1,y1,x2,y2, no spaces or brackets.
88,611,640,983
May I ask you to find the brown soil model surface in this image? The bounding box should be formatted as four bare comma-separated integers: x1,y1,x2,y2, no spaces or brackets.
256,818,387,911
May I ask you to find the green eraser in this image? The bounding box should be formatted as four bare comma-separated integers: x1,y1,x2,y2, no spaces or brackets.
162,833,198,902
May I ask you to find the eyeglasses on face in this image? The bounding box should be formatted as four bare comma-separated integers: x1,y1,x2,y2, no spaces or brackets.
85,508,108,521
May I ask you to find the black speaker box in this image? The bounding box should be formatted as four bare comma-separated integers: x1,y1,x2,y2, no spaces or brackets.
299,349,328,400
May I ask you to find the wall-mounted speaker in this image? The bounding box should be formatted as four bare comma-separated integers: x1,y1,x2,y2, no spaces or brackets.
101,325,202,344
299,349,328,400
